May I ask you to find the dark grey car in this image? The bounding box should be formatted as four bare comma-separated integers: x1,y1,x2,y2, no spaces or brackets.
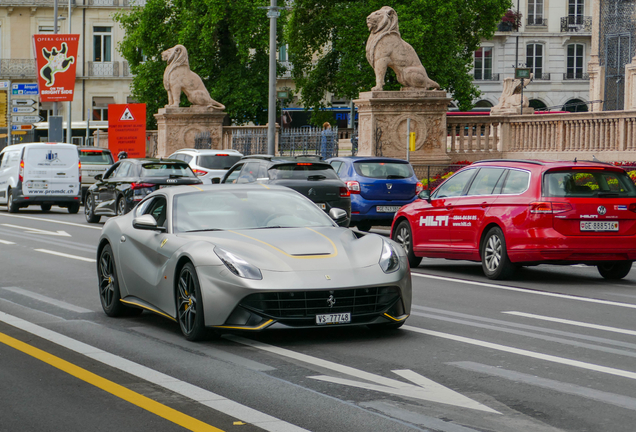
222,156,352,227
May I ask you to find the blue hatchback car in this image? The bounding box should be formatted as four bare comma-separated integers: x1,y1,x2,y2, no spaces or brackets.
327,156,421,231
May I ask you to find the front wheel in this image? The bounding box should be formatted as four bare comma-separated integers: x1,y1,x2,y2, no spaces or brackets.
85,193,101,223
597,261,632,280
176,263,208,341
394,220,422,268
116,197,127,216
481,226,516,280
98,244,126,317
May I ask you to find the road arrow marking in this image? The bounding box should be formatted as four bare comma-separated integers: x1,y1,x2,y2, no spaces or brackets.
226,335,499,414
1,224,71,237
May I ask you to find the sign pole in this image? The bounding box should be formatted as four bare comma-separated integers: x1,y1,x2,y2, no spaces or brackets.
266,0,278,156
7,80,11,145
406,118,410,162
53,0,58,118
66,0,72,144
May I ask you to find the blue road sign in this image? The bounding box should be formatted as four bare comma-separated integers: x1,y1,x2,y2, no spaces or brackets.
12,83,39,95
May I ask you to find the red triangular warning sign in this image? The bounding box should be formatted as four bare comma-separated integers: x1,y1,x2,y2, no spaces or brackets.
120,107,135,121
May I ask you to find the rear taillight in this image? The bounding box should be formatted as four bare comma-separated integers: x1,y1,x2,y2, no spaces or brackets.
192,169,208,176
78,160,82,184
346,181,360,194
131,182,155,190
530,202,572,214
339,186,350,197
416,181,423,194
18,160,24,183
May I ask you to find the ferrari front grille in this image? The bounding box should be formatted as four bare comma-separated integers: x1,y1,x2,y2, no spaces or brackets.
239,286,401,319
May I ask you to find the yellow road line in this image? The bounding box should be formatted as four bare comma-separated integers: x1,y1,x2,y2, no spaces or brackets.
0,331,224,432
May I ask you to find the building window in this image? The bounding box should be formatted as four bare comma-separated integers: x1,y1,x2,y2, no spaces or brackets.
526,43,543,77
38,26,60,34
278,44,288,62
563,98,588,112
474,47,493,80
93,27,112,62
566,44,585,79
528,0,544,25
568,0,584,20
92,96,114,121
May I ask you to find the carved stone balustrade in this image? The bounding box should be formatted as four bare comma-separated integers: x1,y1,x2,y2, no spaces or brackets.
0,59,36,78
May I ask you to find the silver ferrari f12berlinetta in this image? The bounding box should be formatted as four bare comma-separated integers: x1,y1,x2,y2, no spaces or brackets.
97,184,412,341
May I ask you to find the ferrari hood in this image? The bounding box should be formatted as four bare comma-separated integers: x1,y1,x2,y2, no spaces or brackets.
178,227,386,272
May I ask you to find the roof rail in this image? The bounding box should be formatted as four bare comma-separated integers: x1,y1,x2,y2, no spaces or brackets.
471,159,545,166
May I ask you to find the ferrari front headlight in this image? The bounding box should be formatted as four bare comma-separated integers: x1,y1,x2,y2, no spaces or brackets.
214,247,262,280
379,240,400,273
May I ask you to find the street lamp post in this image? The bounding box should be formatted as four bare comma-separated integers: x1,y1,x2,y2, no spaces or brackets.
266,0,278,156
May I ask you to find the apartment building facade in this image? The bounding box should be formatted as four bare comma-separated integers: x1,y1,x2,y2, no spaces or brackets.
1,0,142,144
472,0,593,112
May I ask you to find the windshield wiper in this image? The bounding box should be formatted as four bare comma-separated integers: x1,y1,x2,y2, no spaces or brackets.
307,175,327,181
169,174,185,179
387,175,406,179
185,228,224,232
250,226,292,229
597,192,620,198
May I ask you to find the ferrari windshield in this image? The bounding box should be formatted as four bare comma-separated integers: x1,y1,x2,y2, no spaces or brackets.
173,189,335,232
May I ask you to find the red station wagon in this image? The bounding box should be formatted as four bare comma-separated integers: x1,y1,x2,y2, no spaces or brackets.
391,159,636,280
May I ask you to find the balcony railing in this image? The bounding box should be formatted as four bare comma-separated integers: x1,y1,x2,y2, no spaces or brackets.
122,0,146,5
279,61,293,79
474,73,500,81
563,72,590,80
0,59,36,78
88,61,120,77
88,0,118,5
3,0,75,5
560,16,592,33
533,73,551,80
527,17,547,26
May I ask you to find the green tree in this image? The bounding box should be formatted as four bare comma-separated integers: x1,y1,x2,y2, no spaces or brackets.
115,0,280,128
286,0,511,119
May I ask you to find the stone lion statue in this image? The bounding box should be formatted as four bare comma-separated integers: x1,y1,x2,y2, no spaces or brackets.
366,6,440,91
491,75,532,114
161,44,225,110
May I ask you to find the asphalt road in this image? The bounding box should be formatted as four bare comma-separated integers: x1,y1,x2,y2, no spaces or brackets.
1,205,636,432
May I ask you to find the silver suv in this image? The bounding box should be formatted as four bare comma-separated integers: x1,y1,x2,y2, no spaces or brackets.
168,149,243,184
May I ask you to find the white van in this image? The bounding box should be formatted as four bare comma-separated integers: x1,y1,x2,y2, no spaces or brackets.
0,143,81,213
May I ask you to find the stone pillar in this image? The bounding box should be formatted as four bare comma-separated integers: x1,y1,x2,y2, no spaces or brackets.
588,0,604,112
625,56,636,111
154,106,226,157
353,90,451,164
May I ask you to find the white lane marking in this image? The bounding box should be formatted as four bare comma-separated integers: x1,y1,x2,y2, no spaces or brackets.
1,287,93,314
0,213,102,230
404,325,636,380
451,361,636,411
35,249,95,263
226,335,499,414
412,272,636,310
503,311,636,337
0,311,309,432
1,223,71,237
0,239,16,245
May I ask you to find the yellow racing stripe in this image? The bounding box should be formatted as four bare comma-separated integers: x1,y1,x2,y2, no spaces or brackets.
0,331,224,432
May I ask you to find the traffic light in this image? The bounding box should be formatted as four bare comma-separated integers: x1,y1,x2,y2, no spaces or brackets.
0,91,7,128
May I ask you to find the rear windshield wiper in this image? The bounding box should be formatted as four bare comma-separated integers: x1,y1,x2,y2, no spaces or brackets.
597,192,621,198
169,174,185,179
387,175,407,179
307,175,327,181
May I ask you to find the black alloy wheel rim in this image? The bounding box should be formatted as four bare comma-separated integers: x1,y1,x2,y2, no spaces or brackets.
117,199,126,216
396,225,411,254
178,268,197,335
99,249,116,308
85,195,92,216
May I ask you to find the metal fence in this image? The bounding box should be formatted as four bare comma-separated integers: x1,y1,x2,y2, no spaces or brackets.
279,127,339,158
231,129,268,156
412,164,473,191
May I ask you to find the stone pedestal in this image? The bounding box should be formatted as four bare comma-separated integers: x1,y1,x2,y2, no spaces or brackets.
353,90,451,164
154,106,226,157
490,107,535,116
